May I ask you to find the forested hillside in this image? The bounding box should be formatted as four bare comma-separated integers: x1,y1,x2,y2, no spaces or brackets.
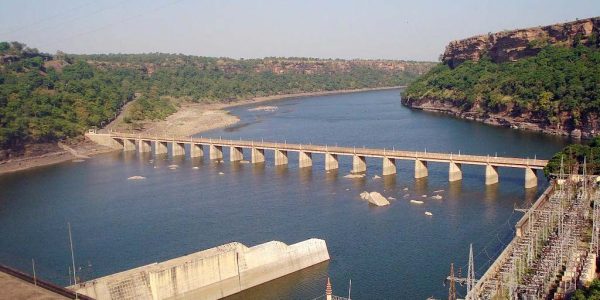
403,17,600,139
0,41,435,155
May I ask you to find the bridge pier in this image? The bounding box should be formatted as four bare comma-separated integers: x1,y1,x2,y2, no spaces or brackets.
190,144,204,158
123,138,136,151
230,146,243,162
351,155,366,174
299,151,312,168
154,141,168,155
414,159,428,179
171,142,185,156
210,145,223,160
251,148,265,164
275,149,288,166
138,140,152,153
325,153,338,171
485,164,499,185
382,157,396,176
525,167,538,189
449,162,462,182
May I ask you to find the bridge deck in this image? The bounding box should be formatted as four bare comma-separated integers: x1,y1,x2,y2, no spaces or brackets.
109,132,548,169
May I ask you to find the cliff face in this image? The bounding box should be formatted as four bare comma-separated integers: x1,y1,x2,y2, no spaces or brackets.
443,17,600,68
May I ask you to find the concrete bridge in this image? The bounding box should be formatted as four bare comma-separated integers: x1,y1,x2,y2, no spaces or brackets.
86,131,548,188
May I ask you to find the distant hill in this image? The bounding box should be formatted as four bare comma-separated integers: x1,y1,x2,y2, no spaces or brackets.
403,17,600,139
0,41,435,156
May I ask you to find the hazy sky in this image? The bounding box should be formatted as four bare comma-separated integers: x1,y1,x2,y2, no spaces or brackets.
1,0,599,61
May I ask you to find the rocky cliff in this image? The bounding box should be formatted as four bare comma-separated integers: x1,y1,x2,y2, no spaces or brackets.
442,17,600,68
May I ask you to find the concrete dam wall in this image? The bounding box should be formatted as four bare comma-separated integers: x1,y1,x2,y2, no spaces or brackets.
69,239,329,300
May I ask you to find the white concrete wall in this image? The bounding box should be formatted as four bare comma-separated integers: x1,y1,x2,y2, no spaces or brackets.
69,239,329,300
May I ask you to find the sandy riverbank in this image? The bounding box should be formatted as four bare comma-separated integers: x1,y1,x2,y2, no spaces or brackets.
0,86,402,175
107,85,404,137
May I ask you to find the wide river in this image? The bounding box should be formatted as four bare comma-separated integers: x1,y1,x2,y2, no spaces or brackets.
0,89,570,299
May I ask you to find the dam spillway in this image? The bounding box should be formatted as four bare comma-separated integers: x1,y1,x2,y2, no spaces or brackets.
68,239,329,300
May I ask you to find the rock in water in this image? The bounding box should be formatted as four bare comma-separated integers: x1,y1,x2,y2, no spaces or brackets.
127,176,146,180
360,191,370,201
367,192,390,206
372,175,381,179
431,195,443,200
344,173,365,179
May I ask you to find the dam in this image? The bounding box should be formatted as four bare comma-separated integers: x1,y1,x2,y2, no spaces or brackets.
69,239,329,300
87,131,548,188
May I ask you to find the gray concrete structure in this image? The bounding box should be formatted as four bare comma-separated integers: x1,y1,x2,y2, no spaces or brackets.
209,145,223,160
154,140,168,155
485,164,499,185
449,162,462,182
415,159,428,179
138,140,152,153
190,144,204,158
299,151,312,168
86,132,546,187
352,155,366,174
230,146,244,162
171,142,185,157
325,153,338,171
382,157,396,176
69,239,330,300
251,148,265,164
275,149,288,166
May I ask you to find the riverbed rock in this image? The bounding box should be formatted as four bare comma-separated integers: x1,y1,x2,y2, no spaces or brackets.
128,176,146,180
366,192,390,206
344,173,365,179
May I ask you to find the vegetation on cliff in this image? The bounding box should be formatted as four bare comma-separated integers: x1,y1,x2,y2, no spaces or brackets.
404,44,600,134
543,137,600,177
0,41,434,152
572,279,600,300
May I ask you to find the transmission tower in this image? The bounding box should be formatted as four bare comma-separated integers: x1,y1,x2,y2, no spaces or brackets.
448,263,456,300
466,243,475,299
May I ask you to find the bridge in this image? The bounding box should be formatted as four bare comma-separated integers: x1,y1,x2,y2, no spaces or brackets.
86,131,548,188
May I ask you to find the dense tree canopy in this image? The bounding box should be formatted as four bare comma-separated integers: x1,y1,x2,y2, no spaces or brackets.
544,137,600,177
0,42,433,151
404,45,600,129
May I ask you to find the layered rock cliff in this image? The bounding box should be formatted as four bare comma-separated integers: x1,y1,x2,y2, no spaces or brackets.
403,17,600,139
443,17,600,68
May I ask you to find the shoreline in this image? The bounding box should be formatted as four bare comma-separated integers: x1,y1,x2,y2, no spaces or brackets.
402,98,581,139
0,86,403,175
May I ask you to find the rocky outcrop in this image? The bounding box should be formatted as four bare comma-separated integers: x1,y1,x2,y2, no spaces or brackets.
443,17,600,68
402,97,599,139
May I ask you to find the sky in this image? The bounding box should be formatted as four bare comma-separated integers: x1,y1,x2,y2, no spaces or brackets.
0,0,599,61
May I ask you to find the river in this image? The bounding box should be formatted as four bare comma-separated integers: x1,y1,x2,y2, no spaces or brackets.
0,89,569,299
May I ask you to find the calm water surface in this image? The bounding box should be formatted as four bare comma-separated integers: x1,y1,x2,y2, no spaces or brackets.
0,89,569,299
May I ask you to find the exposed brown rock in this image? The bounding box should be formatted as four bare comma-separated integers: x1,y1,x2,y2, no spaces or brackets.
443,17,600,68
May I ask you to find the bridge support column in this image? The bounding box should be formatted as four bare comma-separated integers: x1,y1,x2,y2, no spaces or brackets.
154,141,168,155
171,142,185,156
325,153,338,171
382,157,396,176
190,144,203,158
138,140,152,153
449,162,462,182
414,159,428,179
525,167,537,189
275,149,288,166
299,151,312,168
230,146,243,162
210,145,223,160
351,155,366,174
123,139,136,151
251,148,265,164
485,164,499,185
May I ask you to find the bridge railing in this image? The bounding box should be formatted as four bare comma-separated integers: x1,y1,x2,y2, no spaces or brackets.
103,132,547,167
